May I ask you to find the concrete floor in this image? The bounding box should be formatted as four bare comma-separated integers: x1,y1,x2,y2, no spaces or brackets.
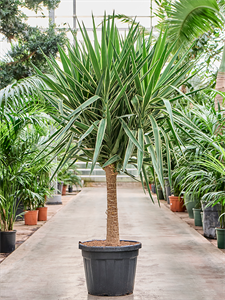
0,186,225,300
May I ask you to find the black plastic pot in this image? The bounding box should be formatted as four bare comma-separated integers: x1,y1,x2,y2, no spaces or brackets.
151,184,156,194
0,230,17,253
157,188,164,200
201,202,220,239
79,240,142,296
68,185,73,193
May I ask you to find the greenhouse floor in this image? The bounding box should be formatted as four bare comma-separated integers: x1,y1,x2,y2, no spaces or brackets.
0,186,225,300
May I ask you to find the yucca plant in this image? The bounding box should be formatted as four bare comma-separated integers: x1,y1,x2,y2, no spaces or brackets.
35,16,201,246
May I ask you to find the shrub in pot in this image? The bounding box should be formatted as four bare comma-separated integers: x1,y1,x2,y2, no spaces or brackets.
37,16,197,296
182,150,225,244
184,192,199,219
192,196,202,226
157,186,164,200
201,201,220,238
36,185,54,221
169,175,185,212
57,164,82,195
199,151,225,246
0,69,55,252
0,117,34,252
24,201,39,226
0,194,19,253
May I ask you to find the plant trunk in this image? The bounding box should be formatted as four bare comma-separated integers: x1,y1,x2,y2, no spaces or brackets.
104,164,120,246
215,43,225,110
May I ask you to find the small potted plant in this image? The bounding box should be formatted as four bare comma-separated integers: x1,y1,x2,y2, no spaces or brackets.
169,174,185,212
22,181,41,226
0,193,21,253
36,184,54,221
192,194,202,226
57,164,82,195
57,165,70,195
182,150,225,242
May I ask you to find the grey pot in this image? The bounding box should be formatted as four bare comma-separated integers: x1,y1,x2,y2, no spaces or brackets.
57,181,64,194
46,194,62,205
201,202,220,239
79,240,142,296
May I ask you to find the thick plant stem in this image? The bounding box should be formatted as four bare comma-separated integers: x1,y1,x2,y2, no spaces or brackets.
104,164,120,246
215,42,225,110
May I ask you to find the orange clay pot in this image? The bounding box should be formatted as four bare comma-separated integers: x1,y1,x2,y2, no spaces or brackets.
24,210,38,225
37,207,48,221
169,195,185,212
62,184,67,195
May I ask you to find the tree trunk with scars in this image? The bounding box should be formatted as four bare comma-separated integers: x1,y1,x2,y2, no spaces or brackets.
104,164,120,246
215,43,225,110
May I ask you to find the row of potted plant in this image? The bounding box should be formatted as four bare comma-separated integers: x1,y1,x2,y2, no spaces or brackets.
163,102,225,250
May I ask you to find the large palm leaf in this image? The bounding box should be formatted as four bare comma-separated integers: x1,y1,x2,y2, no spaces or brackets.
166,0,223,48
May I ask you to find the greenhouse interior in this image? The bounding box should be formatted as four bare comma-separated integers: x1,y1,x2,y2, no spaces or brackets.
0,0,225,299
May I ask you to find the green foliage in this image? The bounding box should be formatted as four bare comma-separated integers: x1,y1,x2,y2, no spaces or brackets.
24,0,60,11
165,0,223,48
170,98,225,226
35,16,204,205
57,164,82,188
0,25,67,89
0,0,67,89
0,0,26,39
155,0,225,88
0,78,55,230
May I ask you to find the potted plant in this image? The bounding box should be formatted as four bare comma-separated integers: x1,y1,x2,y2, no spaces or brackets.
181,148,225,242
200,152,225,248
189,193,202,226
156,178,164,200
57,165,70,195
169,174,185,212
23,191,39,226
36,16,198,296
0,193,19,253
36,184,54,221
164,177,171,204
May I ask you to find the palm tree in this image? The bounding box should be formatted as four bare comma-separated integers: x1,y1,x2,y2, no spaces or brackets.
114,0,225,108
163,0,225,108
35,17,203,246
0,78,52,231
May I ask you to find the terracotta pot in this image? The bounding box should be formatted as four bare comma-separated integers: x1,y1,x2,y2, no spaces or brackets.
37,207,48,221
169,195,185,212
62,184,67,195
149,183,152,191
24,210,38,225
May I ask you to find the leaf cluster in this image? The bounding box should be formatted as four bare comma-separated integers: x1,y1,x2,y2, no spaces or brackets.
35,16,205,203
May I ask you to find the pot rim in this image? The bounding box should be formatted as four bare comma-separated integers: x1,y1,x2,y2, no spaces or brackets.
36,206,48,209
215,227,225,231
0,230,17,234
79,239,142,252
